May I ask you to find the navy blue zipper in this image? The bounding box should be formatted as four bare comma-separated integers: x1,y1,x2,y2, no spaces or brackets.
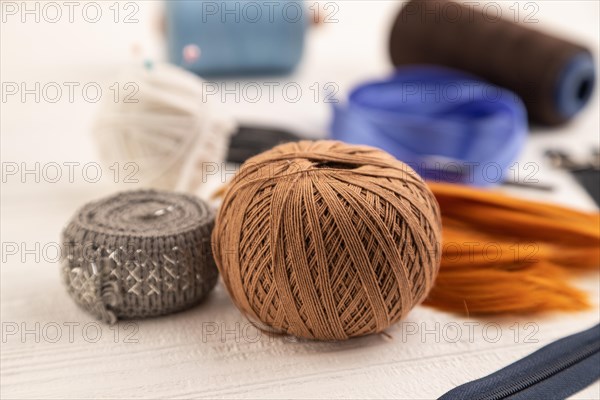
439,324,600,400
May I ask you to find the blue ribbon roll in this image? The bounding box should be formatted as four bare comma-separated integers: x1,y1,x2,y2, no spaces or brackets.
330,67,528,186
166,0,307,76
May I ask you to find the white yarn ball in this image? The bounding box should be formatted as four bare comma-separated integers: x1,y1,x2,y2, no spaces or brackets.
93,63,235,193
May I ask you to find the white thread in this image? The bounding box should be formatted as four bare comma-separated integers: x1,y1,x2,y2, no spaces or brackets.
93,63,236,193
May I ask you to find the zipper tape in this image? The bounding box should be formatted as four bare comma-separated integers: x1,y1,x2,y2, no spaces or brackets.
439,324,600,400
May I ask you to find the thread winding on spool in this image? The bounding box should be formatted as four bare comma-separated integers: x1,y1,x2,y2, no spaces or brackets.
390,0,596,125
166,0,307,76
212,140,442,340
331,66,527,186
93,63,235,192
61,190,218,323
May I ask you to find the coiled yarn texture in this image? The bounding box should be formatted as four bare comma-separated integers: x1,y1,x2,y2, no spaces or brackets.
213,141,442,340
61,190,218,323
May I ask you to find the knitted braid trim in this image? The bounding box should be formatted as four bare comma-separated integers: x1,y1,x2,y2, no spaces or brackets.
61,190,218,323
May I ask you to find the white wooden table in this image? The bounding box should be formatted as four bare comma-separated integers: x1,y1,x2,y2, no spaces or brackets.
1,1,599,398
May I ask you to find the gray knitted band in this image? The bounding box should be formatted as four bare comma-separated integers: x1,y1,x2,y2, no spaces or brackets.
61,190,218,324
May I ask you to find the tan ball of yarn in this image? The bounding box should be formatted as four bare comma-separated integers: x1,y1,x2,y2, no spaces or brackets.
212,140,442,341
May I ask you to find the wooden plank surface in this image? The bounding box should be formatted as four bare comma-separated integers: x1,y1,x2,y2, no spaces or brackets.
1,1,599,398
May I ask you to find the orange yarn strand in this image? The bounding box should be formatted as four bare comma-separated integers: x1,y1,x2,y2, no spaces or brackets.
426,182,600,315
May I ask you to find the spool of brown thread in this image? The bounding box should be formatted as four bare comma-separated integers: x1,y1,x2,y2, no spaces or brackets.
389,0,596,125
212,140,442,340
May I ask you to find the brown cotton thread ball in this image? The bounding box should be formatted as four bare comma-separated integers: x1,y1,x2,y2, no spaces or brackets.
212,140,442,341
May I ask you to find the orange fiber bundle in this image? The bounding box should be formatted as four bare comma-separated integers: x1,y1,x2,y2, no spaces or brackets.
426,182,600,315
